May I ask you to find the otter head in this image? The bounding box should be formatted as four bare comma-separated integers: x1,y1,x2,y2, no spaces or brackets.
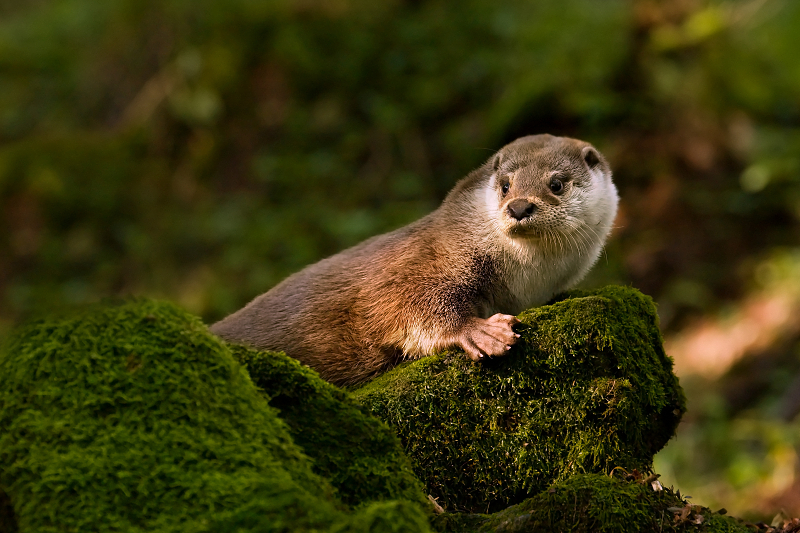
486,134,618,250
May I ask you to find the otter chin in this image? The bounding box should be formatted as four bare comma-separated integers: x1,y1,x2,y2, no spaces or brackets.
211,134,619,387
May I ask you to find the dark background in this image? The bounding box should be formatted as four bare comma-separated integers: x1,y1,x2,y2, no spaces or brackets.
2,0,799,520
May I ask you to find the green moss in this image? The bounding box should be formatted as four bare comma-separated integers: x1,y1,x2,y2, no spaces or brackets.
230,344,429,509
209,498,432,533
0,299,431,533
432,474,751,533
352,286,686,513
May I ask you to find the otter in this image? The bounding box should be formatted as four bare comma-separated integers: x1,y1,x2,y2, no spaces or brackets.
211,134,619,386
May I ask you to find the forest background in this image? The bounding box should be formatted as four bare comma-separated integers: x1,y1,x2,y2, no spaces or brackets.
1,0,800,521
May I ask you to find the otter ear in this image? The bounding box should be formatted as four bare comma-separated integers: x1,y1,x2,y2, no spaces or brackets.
582,146,600,169
491,153,502,172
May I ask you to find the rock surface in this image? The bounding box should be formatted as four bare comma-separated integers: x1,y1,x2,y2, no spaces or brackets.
0,287,756,533
431,474,752,533
0,300,431,533
352,286,686,513
230,344,427,509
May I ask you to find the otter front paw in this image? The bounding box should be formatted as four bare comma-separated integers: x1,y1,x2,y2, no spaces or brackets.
458,314,521,362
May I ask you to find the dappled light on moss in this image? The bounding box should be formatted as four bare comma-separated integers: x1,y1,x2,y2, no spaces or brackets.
0,299,431,533
0,290,779,531
353,286,686,513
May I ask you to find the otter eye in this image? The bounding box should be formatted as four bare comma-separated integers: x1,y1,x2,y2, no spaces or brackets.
550,178,564,195
501,181,510,196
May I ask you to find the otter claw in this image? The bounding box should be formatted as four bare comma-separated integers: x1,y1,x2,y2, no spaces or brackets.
458,313,520,360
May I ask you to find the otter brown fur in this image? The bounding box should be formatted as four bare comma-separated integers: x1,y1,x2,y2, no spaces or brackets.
211,134,619,386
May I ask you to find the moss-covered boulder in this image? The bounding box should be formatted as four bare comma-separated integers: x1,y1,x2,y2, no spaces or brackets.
0,300,431,533
352,286,685,514
432,474,751,533
230,345,428,509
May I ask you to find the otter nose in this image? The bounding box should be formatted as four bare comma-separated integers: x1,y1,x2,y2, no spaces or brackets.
506,199,536,220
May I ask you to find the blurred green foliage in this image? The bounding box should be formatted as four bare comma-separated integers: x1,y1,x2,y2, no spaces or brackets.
0,0,631,327
656,250,800,519
2,0,800,333
2,0,800,331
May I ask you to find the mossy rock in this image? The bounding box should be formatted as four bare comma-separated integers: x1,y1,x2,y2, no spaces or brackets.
230,344,428,509
432,474,751,533
352,286,685,513
0,300,431,533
